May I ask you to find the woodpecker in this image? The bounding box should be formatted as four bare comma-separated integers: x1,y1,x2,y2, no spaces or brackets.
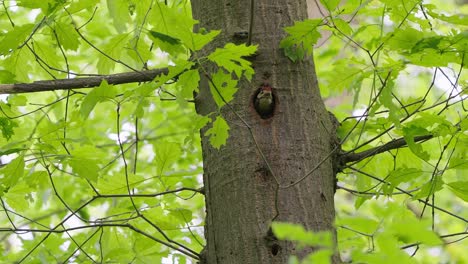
254,83,275,119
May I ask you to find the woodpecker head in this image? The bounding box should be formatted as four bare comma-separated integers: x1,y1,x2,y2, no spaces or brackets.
254,83,275,119
257,83,273,99
259,83,272,93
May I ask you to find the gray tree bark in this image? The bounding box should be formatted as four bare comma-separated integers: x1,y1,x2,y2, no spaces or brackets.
192,0,338,263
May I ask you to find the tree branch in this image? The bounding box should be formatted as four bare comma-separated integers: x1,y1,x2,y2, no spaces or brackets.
341,134,434,164
0,68,168,94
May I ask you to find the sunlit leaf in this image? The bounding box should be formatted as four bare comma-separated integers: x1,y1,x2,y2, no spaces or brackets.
209,69,238,108
107,0,130,33
272,222,333,248
320,0,341,11
447,181,468,202
0,117,18,140
382,168,423,195
413,176,444,199
426,8,468,25
80,80,117,119
280,19,322,61
69,157,100,182
154,141,181,176
0,155,24,192
207,43,256,80
205,116,229,149
149,30,181,46
177,69,200,102
54,20,80,51
0,24,35,54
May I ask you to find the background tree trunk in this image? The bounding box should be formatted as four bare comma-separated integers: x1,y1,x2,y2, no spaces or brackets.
192,0,338,263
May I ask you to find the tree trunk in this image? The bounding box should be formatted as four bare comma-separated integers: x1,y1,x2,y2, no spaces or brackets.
192,0,337,263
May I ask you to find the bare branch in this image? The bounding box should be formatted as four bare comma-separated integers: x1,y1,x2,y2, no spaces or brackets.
0,68,168,94
341,134,434,164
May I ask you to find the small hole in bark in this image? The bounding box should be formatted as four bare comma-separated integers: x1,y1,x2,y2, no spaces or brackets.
271,243,280,255
252,83,276,119
255,166,270,182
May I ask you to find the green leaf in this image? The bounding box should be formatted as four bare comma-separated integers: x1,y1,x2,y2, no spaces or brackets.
168,208,193,223
205,116,229,149
400,114,456,161
403,113,454,136
403,131,431,162
192,30,221,51
288,256,300,264
31,40,63,70
106,0,130,33
154,141,181,176
354,235,415,264
272,222,333,248
413,176,444,199
340,0,364,14
320,57,370,96
460,118,468,130
175,69,199,108
0,148,25,156
207,43,256,80
427,9,468,25
303,249,333,264
17,0,53,9
0,155,24,193
131,82,156,98
451,31,468,52
177,69,200,99
0,117,18,140
4,47,33,82
448,157,468,170
149,2,196,49
155,59,195,87
25,171,48,189
80,80,117,119
411,36,445,53
332,18,352,36
7,95,27,106
380,0,420,24
382,168,423,195
133,97,150,118
149,30,181,46
446,181,468,202
145,207,180,229
0,70,16,83
67,0,99,13
69,158,100,182
147,29,186,55
407,48,456,67
0,24,35,54
54,20,80,51
389,210,442,246
280,19,322,61
320,0,341,11
353,170,372,208
379,80,401,126
386,27,424,51
336,216,379,234
4,181,31,211
96,34,130,74
209,69,238,108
